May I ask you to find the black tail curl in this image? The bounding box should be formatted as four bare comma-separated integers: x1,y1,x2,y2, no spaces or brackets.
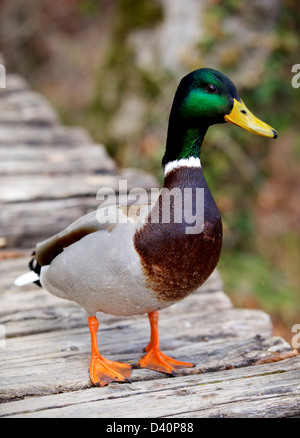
29,251,42,287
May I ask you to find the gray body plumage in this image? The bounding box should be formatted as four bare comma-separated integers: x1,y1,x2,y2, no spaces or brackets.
38,203,177,317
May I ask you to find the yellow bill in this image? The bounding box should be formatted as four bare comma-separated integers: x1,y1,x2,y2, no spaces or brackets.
225,98,278,138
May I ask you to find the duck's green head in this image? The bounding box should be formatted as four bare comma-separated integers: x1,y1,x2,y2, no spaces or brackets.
163,68,277,165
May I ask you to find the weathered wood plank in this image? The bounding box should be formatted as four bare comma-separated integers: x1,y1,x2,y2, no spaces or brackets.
2,194,162,248
0,125,92,146
1,307,275,363
0,168,158,246
0,144,116,175
0,287,230,338
0,327,291,404
0,74,29,95
1,356,298,418
0,90,58,126
0,197,100,248
0,168,158,202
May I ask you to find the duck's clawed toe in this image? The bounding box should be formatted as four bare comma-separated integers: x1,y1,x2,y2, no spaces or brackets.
134,348,194,376
89,356,132,387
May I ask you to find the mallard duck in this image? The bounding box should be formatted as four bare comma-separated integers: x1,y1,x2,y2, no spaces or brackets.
15,68,277,387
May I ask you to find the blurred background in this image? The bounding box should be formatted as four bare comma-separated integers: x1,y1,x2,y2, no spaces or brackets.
0,0,299,343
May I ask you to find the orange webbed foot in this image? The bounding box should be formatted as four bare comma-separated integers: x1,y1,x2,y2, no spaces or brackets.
136,311,194,375
135,348,194,375
89,355,132,387
88,315,132,387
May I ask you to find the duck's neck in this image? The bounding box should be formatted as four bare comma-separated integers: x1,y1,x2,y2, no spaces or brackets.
162,112,208,175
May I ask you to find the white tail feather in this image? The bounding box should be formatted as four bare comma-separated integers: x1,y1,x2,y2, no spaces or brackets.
14,271,40,286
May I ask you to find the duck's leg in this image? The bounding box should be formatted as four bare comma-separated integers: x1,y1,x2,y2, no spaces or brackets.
135,311,194,375
88,316,132,386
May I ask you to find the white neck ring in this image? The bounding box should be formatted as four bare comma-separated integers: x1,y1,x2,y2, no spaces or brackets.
164,157,201,176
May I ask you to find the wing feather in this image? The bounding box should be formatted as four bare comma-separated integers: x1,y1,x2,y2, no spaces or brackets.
35,202,152,266
36,210,109,265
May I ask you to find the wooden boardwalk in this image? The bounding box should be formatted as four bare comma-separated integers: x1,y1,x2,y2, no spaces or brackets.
0,72,299,418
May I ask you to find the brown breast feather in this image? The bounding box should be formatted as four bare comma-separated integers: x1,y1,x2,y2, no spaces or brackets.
133,167,223,302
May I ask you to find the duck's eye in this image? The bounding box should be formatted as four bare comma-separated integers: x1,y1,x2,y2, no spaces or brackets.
205,84,217,94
